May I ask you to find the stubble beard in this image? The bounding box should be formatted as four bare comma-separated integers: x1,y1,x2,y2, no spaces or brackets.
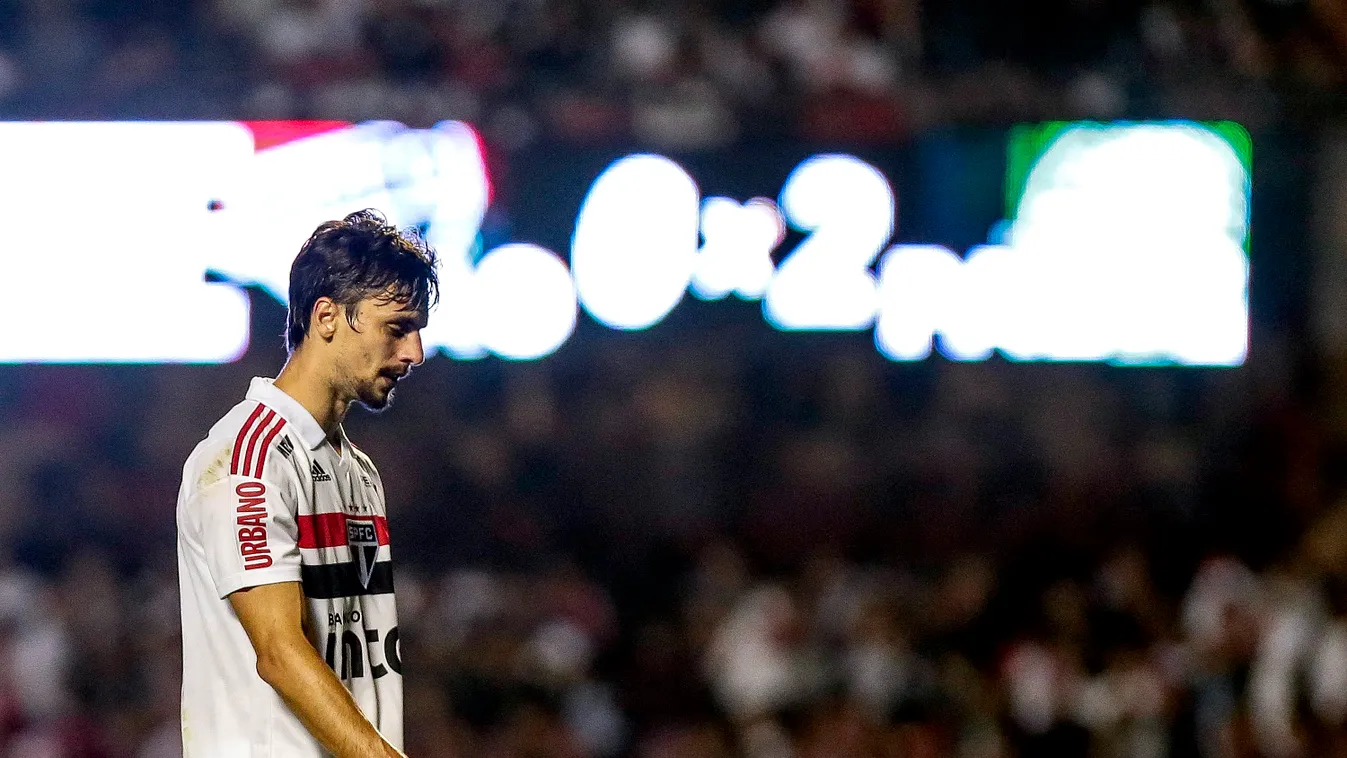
355,378,395,412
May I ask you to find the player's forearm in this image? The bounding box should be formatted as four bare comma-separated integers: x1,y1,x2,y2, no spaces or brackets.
256,637,404,758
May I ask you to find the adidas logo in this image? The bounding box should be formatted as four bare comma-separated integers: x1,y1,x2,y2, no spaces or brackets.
310,461,332,482
277,436,294,459
360,474,374,489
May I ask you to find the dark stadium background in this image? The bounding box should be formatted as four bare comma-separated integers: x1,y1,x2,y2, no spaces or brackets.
1,0,1346,755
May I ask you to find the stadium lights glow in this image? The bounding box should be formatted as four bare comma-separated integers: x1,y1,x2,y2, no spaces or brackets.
0,120,1249,365
571,154,701,331
471,244,577,360
0,122,254,362
689,197,783,302
870,123,1249,366
763,155,896,331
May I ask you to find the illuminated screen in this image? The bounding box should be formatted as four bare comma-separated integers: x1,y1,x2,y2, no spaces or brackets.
0,120,1249,365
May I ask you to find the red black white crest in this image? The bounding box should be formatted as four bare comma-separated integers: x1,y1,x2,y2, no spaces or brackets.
346,518,379,589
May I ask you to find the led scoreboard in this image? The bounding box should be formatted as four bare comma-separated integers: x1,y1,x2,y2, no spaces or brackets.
0,120,1250,365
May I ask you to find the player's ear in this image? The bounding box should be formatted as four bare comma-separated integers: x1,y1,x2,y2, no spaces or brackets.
311,297,340,343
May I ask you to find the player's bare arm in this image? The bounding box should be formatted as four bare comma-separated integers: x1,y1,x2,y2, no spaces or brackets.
229,582,405,758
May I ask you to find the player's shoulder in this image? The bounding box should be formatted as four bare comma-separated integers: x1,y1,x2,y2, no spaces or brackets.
185,398,304,494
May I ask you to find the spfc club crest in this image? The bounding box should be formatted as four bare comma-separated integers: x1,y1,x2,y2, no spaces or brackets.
346,518,379,589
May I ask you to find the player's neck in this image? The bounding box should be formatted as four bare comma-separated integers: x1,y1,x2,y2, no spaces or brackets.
273,353,349,446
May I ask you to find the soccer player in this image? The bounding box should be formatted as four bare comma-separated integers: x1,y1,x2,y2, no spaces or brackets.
176,210,437,757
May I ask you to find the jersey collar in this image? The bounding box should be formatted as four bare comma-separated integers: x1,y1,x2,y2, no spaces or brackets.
246,377,331,451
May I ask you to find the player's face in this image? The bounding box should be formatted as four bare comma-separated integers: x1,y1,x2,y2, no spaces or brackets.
336,294,427,411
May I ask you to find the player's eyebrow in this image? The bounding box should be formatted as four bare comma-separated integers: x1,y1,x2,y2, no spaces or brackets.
388,312,427,329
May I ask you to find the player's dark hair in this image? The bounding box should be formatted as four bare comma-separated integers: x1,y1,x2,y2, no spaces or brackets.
286,210,439,352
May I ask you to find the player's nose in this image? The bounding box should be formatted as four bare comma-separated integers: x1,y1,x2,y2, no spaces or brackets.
401,332,425,367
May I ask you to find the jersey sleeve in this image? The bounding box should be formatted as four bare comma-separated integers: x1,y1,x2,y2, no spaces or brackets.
190,466,303,599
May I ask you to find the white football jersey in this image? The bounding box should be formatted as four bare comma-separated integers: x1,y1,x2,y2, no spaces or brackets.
176,377,402,757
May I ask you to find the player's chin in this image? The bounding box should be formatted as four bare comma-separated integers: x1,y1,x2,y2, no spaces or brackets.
355,382,396,413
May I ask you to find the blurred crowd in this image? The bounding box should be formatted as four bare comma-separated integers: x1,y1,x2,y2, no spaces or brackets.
0,318,1340,757
0,0,1343,756
0,0,1345,147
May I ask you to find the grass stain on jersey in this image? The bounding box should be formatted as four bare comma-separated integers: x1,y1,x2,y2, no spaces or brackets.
197,446,233,489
